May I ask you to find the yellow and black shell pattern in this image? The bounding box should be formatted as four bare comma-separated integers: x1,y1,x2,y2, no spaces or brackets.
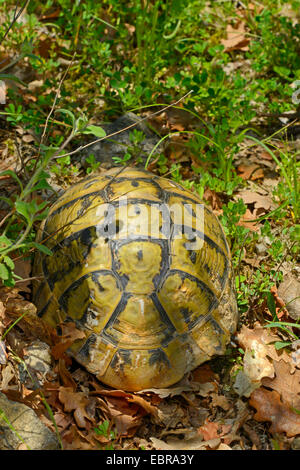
33,167,238,391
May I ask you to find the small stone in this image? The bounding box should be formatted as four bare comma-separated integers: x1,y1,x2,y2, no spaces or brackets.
21,340,52,388
79,112,163,168
255,242,268,256
0,392,60,450
233,370,260,397
292,437,300,450
24,340,52,377
278,274,300,320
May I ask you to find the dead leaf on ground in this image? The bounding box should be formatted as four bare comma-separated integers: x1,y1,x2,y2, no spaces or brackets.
127,394,159,418
233,370,260,398
11,255,32,293
237,164,264,181
262,360,300,409
150,435,221,450
51,322,86,360
221,21,250,52
210,392,231,411
104,396,143,436
198,419,232,441
250,388,300,437
237,324,291,378
237,325,276,382
235,190,276,211
0,300,5,333
62,423,97,450
58,358,77,389
89,384,146,435
238,208,259,232
0,340,7,365
277,274,300,321
58,386,93,428
203,188,223,210
191,363,218,383
0,80,7,104
0,362,15,390
156,401,186,428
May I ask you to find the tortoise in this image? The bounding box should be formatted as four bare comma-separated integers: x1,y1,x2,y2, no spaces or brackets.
33,167,238,391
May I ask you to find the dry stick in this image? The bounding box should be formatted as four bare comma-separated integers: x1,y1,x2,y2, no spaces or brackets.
54,90,194,160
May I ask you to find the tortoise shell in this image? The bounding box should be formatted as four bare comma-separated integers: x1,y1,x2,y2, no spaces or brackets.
33,167,238,391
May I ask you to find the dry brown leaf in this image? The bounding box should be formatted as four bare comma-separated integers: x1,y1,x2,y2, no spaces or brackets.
0,340,7,365
262,360,300,409
210,392,231,411
237,164,264,181
250,388,300,437
191,363,218,383
277,274,300,321
58,386,92,428
198,419,232,441
0,362,15,390
104,395,143,436
90,383,150,433
22,134,35,143
150,435,221,450
237,324,291,379
203,188,223,210
62,423,96,450
51,323,86,360
238,208,259,232
235,190,275,211
237,325,276,382
0,80,7,104
58,358,77,389
12,256,32,293
127,394,158,418
0,300,5,334
221,21,250,52
260,150,274,161
52,410,73,431
216,443,232,450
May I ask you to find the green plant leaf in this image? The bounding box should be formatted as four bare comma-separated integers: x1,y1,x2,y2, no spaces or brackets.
30,242,52,256
0,235,12,250
15,201,31,224
56,108,76,126
266,291,277,319
83,125,106,138
3,256,14,270
274,341,291,350
0,263,9,280
0,74,27,86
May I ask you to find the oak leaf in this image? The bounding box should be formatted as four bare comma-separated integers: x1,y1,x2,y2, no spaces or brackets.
250,388,300,437
58,387,92,428
198,419,231,441
262,360,300,409
221,21,250,52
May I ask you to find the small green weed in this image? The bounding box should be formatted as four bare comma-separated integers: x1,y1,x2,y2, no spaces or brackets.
94,420,116,450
